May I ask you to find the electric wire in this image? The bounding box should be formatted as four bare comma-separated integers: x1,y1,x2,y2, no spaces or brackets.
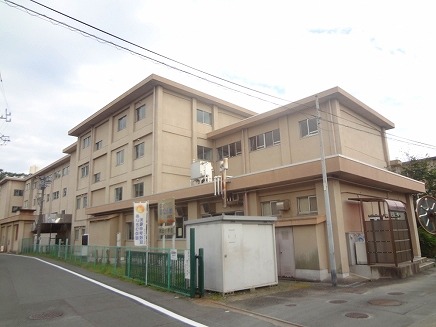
1,0,435,155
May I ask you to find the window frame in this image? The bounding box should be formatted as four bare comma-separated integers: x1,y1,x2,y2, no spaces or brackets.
196,109,212,125
133,182,144,197
249,129,280,152
115,187,123,202
94,172,101,183
135,104,146,122
80,165,89,178
95,140,103,150
82,135,91,149
117,115,127,131
299,118,318,138
197,145,212,161
116,149,125,166
134,142,145,159
297,195,318,215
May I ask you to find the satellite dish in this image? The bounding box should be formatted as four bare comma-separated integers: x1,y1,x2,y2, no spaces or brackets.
416,195,436,234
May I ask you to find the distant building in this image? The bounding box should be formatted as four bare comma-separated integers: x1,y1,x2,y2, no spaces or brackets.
0,74,425,281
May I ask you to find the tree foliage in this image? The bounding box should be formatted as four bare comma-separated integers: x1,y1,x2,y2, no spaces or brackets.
399,155,436,198
398,155,436,256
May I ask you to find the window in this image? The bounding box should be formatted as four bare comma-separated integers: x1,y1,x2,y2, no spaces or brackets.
74,228,80,241
95,140,103,150
217,141,242,160
62,166,69,176
135,105,146,122
115,187,123,201
25,183,30,190
118,115,127,131
76,196,81,209
134,142,144,159
298,196,318,214
94,172,101,183
126,222,133,240
82,135,91,148
81,165,89,178
54,170,61,179
82,194,88,208
63,188,67,197
13,189,23,196
261,201,279,216
46,194,50,202
196,109,212,125
52,191,59,200
299,118,318,137
197,145,212,161
133,182,144,197
249,129,280,151
24,200,28,208
11,206,21,213
116,149,125,166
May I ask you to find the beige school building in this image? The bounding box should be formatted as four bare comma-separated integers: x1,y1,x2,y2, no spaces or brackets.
0,74,425,281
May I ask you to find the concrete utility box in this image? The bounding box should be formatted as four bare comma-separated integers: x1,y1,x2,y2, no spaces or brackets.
186,215,278,293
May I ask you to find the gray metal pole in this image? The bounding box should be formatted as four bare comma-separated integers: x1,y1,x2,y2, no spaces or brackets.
316,96,337,287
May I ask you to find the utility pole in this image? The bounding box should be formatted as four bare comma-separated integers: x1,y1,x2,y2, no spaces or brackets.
36,175,51,250
316,95,337,287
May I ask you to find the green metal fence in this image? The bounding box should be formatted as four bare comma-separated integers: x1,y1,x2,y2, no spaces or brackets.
20,238,203,298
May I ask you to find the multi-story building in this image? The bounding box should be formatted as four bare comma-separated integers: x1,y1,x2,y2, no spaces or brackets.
0,74,425,281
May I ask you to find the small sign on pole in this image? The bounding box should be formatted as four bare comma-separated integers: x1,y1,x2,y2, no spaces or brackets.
170,248,178,261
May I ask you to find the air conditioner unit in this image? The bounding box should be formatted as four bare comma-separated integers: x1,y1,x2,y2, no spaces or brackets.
276,200,290,211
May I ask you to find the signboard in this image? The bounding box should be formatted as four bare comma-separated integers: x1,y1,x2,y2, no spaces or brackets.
158,198,175,236
184,249,190,279
170,248,178,261
133,202,149,246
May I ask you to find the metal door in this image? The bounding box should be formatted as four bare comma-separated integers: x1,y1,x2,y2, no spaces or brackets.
275,227,295,278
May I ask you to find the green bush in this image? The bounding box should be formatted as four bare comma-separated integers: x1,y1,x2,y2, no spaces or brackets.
418,227,436,258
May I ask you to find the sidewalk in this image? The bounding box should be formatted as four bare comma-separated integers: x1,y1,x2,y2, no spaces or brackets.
201,267,436,327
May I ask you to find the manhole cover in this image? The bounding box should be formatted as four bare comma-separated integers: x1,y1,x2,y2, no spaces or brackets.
28,310,63,320
368,299,402,306
329,299,347,304
345,312,369,319
388,292,405,296
286,303,296,307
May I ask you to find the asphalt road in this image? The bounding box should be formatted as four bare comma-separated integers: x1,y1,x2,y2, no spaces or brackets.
0,254,293,327
3,253,436,327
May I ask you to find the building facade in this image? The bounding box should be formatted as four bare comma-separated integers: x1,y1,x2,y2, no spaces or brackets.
0,74,425,281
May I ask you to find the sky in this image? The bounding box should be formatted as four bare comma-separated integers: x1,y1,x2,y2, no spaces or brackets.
1,0,435,174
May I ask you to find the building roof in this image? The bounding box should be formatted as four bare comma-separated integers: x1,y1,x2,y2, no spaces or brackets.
207,86,395,139
68,74,257,137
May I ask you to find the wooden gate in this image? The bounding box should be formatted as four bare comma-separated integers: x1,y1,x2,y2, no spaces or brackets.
349,198,413,267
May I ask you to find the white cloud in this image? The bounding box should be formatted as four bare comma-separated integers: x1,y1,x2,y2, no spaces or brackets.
1,0,436,173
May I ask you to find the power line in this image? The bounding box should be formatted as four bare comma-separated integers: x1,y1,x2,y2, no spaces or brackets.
2,0,436,155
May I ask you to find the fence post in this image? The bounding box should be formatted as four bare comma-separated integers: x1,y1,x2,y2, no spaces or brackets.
197,248,205,297
189,228,196,298
167,249,171,290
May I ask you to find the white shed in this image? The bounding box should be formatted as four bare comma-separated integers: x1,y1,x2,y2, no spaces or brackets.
185,215,278,293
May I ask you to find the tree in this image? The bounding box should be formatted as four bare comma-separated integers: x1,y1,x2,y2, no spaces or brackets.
396,155,436,257
400,155,436,198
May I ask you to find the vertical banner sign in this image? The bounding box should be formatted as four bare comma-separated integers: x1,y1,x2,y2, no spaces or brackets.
133,201,149,246
158,198,176,236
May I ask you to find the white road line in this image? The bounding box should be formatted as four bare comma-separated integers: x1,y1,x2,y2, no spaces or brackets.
21,255,208,327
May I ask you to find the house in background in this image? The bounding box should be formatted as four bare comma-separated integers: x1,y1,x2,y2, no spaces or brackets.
0,74,426,281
